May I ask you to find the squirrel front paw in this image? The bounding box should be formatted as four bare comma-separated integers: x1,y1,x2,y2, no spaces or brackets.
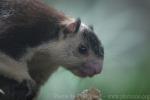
0,76,37,100
21,80,37,100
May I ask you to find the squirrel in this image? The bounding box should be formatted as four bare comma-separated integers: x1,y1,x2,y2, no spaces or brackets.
0,0,104,100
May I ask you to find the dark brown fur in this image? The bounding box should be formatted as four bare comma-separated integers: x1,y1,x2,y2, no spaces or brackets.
0,0,68,59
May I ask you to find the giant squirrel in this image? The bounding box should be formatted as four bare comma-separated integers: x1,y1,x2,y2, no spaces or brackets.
0,0,104,100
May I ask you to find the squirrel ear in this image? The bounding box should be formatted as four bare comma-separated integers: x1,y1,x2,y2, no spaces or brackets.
64,18,81,33
89,25,94,30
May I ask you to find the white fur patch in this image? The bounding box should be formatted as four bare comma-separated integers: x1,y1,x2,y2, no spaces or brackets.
0,52,31,82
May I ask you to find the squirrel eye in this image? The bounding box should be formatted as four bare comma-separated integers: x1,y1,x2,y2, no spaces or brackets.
79,45,88,55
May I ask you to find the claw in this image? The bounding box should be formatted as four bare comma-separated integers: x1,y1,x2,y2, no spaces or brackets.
0,89,5,95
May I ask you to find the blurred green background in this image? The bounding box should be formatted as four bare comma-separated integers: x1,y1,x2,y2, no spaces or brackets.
38,0,150,100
